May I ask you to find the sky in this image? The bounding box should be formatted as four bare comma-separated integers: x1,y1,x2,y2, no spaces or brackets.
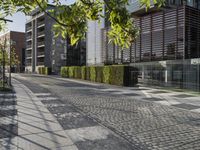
6,0,75,33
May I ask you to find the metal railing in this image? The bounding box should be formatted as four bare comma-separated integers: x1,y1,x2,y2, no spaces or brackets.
26,62,32,66
26,53,32,57
37,61,44,65
37,20,45,27
26,26,32,31
26,35,32,40
37,31,45,37
26,44,32,49
37,41,45,47
37,51,45,56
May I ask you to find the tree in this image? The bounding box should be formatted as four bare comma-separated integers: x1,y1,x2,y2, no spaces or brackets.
0,38,8,88
10,47,20,67
0,39,20,88
0,0,164,48
0,45,19,67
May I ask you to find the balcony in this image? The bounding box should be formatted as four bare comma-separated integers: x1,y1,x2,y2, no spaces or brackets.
26,35,32,41
37,31,45,37
37,20,45,28
26,53,32,57
26,62,32,66
26,26,32,32
37,51,45,57
37,61,44,66
26,57,32,60
26,44,32,49
37,41,45,47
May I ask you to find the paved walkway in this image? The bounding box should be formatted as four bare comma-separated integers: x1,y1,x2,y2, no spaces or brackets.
5,74,200,149
0,79,78,150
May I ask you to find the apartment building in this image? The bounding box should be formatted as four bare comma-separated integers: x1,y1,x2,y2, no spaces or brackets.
87,0,200,91
25,5,86,74
0,31,25,72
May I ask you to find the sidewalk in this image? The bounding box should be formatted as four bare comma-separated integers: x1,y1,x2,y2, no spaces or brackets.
0,79,78,150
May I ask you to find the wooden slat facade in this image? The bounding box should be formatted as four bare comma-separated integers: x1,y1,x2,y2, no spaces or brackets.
102,5,200,64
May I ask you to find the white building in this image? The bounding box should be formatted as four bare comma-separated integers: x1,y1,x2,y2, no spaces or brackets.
86,8,105,66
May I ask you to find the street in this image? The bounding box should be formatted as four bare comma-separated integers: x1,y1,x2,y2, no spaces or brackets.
1,73,200,150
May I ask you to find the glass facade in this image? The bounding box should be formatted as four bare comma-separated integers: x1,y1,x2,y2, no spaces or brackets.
131,59,200,91
102,5,200,91
127,0,200,13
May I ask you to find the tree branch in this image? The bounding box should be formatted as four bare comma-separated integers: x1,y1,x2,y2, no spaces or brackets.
34,0,68,27
102,0,113,12
79,0,94,6
0,18,13,22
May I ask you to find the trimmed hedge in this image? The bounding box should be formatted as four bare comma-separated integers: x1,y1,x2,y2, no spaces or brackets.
61,67,69,77
38,67,51,75
96,66,103,83
103,66,111,84
68,67,74,78
60,65,138,86
81,66,86,80
90,66,96,82
74,66,81,79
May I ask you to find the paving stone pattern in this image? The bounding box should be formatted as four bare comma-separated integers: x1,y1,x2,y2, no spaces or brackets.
49,81,200,149
14,74,200,150
0,92,18,148
37,93,133,150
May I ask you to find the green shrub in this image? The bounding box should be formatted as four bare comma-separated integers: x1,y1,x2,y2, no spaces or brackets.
74,66,81,79
103,66,111,84
68,67,75,78
81,66,86,80
61,67,69,77
85,67,90,80
110,65,124,86
44,67,48,75
60,65,136,87
38,67,51,75
90,66,96,82
96,66,103,83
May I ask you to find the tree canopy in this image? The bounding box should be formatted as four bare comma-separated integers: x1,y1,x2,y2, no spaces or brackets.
0,0,164,48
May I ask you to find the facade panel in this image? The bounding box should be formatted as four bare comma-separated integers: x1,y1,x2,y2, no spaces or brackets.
100,5,200,91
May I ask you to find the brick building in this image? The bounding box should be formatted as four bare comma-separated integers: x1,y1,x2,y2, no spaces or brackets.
0,31,25,72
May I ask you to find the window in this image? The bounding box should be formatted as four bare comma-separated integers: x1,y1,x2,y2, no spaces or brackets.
187,0,194,7
198,0,200,9
166,0,183,5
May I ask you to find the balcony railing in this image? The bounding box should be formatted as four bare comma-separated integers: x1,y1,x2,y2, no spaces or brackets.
37,61,44,65
26,26,32,31
26,35,32,41
26,44,32,49
37,51,45,56
37,31,45,37
37,20,45,27
26,62,32,66
26,53,32,57
37,41,45,47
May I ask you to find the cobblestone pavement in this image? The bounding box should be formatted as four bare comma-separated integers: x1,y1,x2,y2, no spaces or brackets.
13,74,200,150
